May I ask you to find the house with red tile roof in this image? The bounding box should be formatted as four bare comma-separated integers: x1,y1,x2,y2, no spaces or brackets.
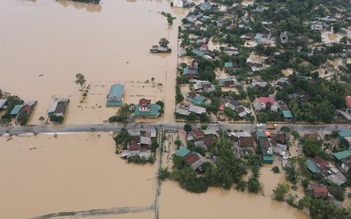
184,153,207,170
309,184,328,199
192,128,205,140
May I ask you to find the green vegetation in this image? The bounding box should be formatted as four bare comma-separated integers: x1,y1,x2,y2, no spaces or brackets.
127,156,155,165
273,183,290,201
168,134,248,193
159,38,169,48
17,111,29,126
75,73,86,90
0,95,23,124
161,12,176,25
272,166,280,173
108,104,132,123
113,128,131,148
49,115,64,124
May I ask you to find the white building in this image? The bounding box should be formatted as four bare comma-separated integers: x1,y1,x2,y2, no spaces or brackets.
173,0,191,8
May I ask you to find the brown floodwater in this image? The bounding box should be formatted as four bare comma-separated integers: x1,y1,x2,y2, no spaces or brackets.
1,1,311,219
0,0,186,125
0,133,157,219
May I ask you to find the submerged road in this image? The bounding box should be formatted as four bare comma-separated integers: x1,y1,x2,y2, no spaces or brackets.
0,122,350,136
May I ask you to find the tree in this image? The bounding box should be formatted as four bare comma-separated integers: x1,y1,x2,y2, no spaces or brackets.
156,100,164,109
75,73,86,90
113,128,131,148
49,115,64,124
184,123,192,133
199,113,210,123
186,112,197,122
174,139,182,148
273,183,290,201
301,138,322,158
17,111,29,126
108,104,132,123
39,116,45,124
247,177,261,193
150,140,159,153
159,38,169,48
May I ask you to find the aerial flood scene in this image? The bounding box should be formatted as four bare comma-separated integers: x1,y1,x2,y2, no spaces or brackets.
1,0,351,219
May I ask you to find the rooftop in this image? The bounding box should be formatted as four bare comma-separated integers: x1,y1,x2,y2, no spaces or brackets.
10,104,22,116
333,150,351,161
108,84,124,99
174,147,191,157
134,104,160,117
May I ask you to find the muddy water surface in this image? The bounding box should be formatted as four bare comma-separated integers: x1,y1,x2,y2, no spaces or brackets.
0,0,185,125
1,1,311,219
0,133,156,219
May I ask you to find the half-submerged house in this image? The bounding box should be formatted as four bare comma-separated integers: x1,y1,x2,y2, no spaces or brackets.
48,98,70,117
106,83,125,106
134,98,161,119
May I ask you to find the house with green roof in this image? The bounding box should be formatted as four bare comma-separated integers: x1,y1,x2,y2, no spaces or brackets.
134,98,161,119
338,129,351,139
10,104,23,117
258,136,273,164
282,111,293,120
306,159,320,174
174,147,191,158
278,101,293,122
191,95,207,106
256,131,267,138
107,84,125,106
182,64,199,79
333,150,351,172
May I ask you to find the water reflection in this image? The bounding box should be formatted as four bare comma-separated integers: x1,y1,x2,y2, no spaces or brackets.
56,0,102,13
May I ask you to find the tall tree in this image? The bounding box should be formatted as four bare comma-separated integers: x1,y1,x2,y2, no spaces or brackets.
159,38,169,48
75,73,86,90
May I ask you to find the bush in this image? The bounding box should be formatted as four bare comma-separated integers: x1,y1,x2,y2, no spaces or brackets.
49,115,64,124
272,166,280,173
158,168,171,181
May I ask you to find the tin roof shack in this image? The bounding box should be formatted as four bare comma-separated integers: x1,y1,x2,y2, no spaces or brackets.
48,98,70,123
0,99,7,110
106,84,125,106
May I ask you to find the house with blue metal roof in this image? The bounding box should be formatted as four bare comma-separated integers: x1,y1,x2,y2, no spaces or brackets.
106,84,125,106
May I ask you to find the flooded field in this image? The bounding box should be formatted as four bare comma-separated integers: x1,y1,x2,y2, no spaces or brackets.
0,133,157,219
159,180,309,219
0,0,185,125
